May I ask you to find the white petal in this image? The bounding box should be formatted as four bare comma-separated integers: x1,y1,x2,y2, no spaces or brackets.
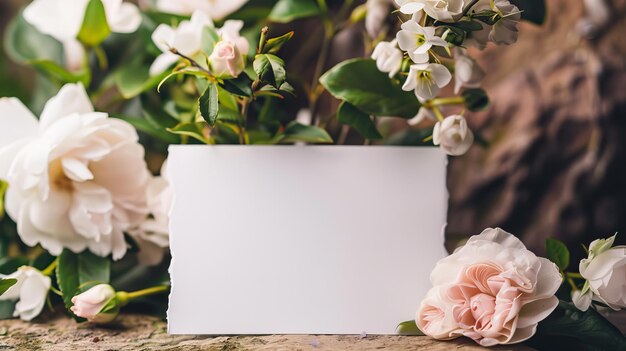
107,2,142,34
516,296,559,328
39,84,94,131
429,64,452,88
14,269,51,321
151,24,176,53
0,98,39,150
23,0,88,41
400,2,425,14
61,157,94,181
62,39,86,73
467,228,527,250
572,289,592,311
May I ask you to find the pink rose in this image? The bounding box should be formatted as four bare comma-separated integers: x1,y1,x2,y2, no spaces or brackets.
417,228,561,347
209,41,245,78
70,284,119,323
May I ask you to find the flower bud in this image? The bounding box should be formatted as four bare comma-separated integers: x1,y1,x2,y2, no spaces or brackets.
432,115,474,156
209,41,245,78
70,284,120,323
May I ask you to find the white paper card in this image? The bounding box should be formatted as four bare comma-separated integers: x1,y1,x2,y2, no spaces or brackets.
167,146,448,335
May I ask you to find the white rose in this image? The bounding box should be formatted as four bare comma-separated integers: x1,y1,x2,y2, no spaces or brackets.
432,115,474,156
24,0,141,70
371,40,403,78
453,48,485,94
70,284,119,323
402,63,452,101
419,228,561,346
0,267,51,321
150,11,214,76
219,20,250,56
156,0,249,20
0,83,150,260
574,234,626,311
128,162,172,266
209,41,245,78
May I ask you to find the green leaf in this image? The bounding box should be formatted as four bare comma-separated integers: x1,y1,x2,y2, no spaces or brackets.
0,279,17,297
254,54,286,88
396,320,425,336
201,26,220,55
337,102,382,140
167,122,212,144
77,0,111,47
114,64,169,99
320,59,421,119
0,301,16,320
385,128,435,146
0,180,7,220
546,238,570,271
269,0,321,23
4,12,64,64
56,250,110,315
462,88,490,111
511,0,546,25
275,122,333,144
199,83,219,126
263,31,295,54
532,301,626,351
30,60,91,86
0,257,29,275
220,73,253,97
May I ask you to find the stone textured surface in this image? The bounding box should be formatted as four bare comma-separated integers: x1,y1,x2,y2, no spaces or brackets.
0,314,536,351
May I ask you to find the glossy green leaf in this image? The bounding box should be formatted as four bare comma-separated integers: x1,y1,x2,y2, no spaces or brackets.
396,320,425,336
276,122,333,144
30,60,90,86
220,73,253,97
56,250,110,315
77,0,111,47
115,64,169,99
199,83,219,126
4,12,64,64
546,238,570,271
337,102,382,140
532,301,626,351
167,122,212,144
320,59,420,119
0,279,17,297
254,54,286,88
263,31,294,54
268,0,321,23
511,0,547,25
0,257,29,275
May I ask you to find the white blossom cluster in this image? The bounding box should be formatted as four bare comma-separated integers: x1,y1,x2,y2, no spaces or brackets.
370,0,521,156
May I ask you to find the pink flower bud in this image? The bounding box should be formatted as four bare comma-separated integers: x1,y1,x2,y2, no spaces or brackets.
70,284,119,323
209,41,245,78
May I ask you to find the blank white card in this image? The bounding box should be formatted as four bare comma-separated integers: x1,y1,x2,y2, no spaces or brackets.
167,146,448,335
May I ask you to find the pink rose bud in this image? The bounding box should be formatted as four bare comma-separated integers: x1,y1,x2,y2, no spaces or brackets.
70,284,119,324
209,41,245,78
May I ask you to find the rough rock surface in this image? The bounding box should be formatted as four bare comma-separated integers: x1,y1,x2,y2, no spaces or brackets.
447,0,626,256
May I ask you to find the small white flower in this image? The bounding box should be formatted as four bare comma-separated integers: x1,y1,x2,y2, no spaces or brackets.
397,21,448,63
0,267,51,321
156,0,249,21
490,0,521,45
453,48,485,93
402,63,452,101
24,0,141,69
396,0,464,22
0,84,151,259
433,115,474,156
576,234,626,311
150,11,214,76
408,108,436,126
128,162,172,266
371,40,403,78
366,0,393,39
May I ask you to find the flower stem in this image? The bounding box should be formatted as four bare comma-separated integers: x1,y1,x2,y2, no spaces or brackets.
432,96,466,106
116,285,170,307
41,258,58,276
432,106,445,122
462,0,481,17
566,272,584,279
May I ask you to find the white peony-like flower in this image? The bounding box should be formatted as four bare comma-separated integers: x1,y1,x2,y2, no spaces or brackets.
573,234,626,311
453,48,485,93
418,228,561,346
371,40,403,78
150,11,214,76
402,63,452,101
24,0,141,70
128,162,172,266
0,267,51,321
156,0,249,21
0,84,150,260
433,115,474,156
397,21,448,63
396,0,465,22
